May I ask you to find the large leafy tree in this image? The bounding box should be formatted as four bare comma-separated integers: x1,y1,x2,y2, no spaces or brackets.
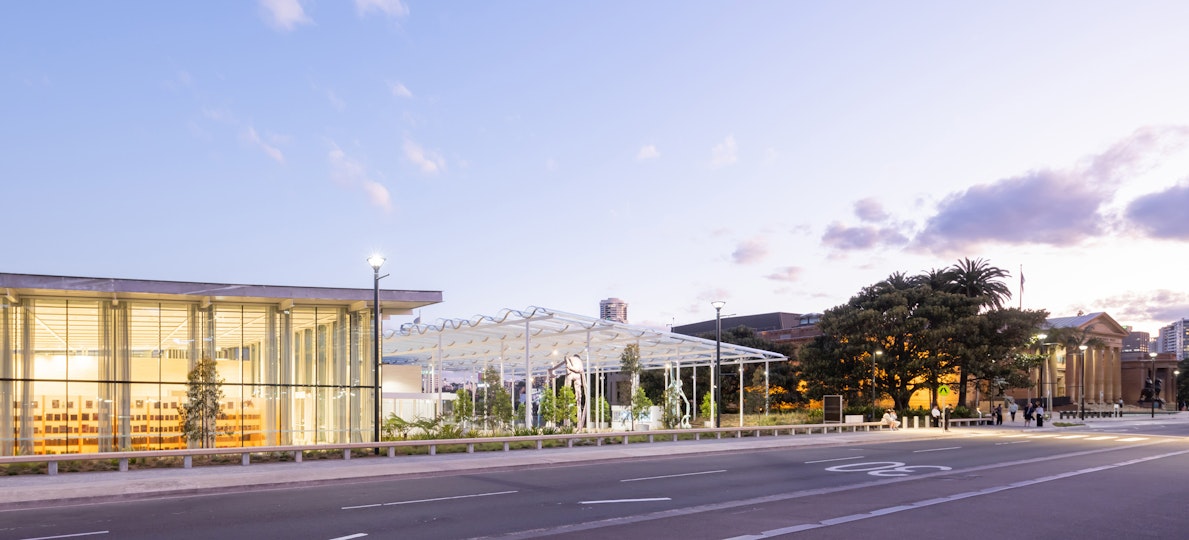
800,265,1045,412
962,308,1050,406
800,274,980,411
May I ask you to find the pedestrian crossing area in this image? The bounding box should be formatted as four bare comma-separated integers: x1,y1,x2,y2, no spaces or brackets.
960,432,1150,443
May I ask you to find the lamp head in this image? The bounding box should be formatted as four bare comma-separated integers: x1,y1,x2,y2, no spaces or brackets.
367,254,386,270
1079,345,1087,351
711,300,726,311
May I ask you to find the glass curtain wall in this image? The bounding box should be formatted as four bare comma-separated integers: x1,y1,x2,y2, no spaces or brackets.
1,297,375,456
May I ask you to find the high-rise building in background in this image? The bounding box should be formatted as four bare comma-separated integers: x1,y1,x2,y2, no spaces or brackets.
1157,319,1189,361
1122,330,1150,353
599,297,628,323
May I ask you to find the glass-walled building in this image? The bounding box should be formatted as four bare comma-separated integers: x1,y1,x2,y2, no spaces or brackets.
0,273,441,456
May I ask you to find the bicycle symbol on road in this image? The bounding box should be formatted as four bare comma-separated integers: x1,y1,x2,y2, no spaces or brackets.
825,461,952,477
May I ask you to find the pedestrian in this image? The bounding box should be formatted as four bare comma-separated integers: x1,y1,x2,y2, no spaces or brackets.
1024,402,1034,426
931,404,941,428
882,408,899,430
1035,402,1045,428
1008,401,1018,422
943,404,952,432
994,404,1003,425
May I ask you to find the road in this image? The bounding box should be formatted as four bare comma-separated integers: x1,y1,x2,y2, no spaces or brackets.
2,423,1186,540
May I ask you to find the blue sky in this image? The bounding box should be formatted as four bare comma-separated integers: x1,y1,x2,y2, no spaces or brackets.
5,1,1189,336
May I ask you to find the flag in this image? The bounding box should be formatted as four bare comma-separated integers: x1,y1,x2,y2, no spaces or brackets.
1018,265,1025,309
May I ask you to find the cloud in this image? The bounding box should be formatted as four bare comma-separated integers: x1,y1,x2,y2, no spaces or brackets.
1124,181,1189,240
390,81,413,98
908,126,1189,254
1088,289,1189,327
765,266,802,283
637,144,659,161
259,0,312,31
854,198,889,222
329,143,391,211
1083,125,1189,184
821,223,910,251
356,0,409,18
909,169,1110,254
732,238,768,264
241,126,285,163
710,135,737,167
403,138,445,174
545,158,558,172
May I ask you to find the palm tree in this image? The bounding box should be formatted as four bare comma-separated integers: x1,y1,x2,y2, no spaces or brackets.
948,257,1013,406
914,267,956,292
949,257,1013,310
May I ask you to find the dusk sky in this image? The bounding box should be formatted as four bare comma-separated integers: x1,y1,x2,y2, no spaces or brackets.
6,2,1189,336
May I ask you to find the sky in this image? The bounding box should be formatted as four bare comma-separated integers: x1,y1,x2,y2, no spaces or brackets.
5,1,1189,337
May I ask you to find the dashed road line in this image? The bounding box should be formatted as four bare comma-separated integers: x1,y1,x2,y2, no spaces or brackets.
622,470,727,482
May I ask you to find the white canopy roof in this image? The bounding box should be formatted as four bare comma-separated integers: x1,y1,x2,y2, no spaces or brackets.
384,306,787,377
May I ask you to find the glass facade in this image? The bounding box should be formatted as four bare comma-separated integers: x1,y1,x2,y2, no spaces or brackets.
1,295,377,455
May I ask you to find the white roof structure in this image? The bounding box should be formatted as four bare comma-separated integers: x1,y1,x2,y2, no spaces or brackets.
384,306,787,377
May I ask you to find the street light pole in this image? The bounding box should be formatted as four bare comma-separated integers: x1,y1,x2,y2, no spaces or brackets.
711,301,725,429
1078,344,1087,421
872,350,883,420
1150,352,1158,418
368,254,387,453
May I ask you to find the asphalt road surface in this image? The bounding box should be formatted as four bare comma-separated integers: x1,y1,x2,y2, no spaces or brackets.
3,424,1186,540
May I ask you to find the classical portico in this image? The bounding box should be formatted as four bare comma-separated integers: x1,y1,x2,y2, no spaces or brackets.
1036,312,1128,407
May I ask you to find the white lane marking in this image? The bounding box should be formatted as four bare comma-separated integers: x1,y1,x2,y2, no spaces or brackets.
1056,435,1089,439
580,498,671,505
621,470,727,482
1118,437,1148,442
342,490,517,510
21,532,108,540
995,441,1029,445
913,447,960,453
1085,436,1118,440
328,534,367,540
726,448,1189,539
804,456,864,464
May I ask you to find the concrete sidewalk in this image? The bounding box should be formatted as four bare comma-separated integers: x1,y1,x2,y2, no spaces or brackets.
3,413,1183,509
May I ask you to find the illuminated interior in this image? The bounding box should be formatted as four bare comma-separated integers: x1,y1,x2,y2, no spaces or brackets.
1,274,441,456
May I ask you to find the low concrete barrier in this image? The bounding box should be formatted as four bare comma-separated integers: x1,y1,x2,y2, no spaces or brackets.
0,421,890,476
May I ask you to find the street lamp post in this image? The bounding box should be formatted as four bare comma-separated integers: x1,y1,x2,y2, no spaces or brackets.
368,254,387,453
872,350,883,421
1078,344,1087,421
1150,352,1158,418
711,301,725,429
1036,333,1053,416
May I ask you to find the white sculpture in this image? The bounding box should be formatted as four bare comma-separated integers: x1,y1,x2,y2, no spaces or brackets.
549,354,587,429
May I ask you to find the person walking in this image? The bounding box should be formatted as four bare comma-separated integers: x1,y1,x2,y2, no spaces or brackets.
1035,402,1045,428
943,405,952,432
1008,401,1018,422
931,404,941,428
1024,402,1034,426
994,404,1003,425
